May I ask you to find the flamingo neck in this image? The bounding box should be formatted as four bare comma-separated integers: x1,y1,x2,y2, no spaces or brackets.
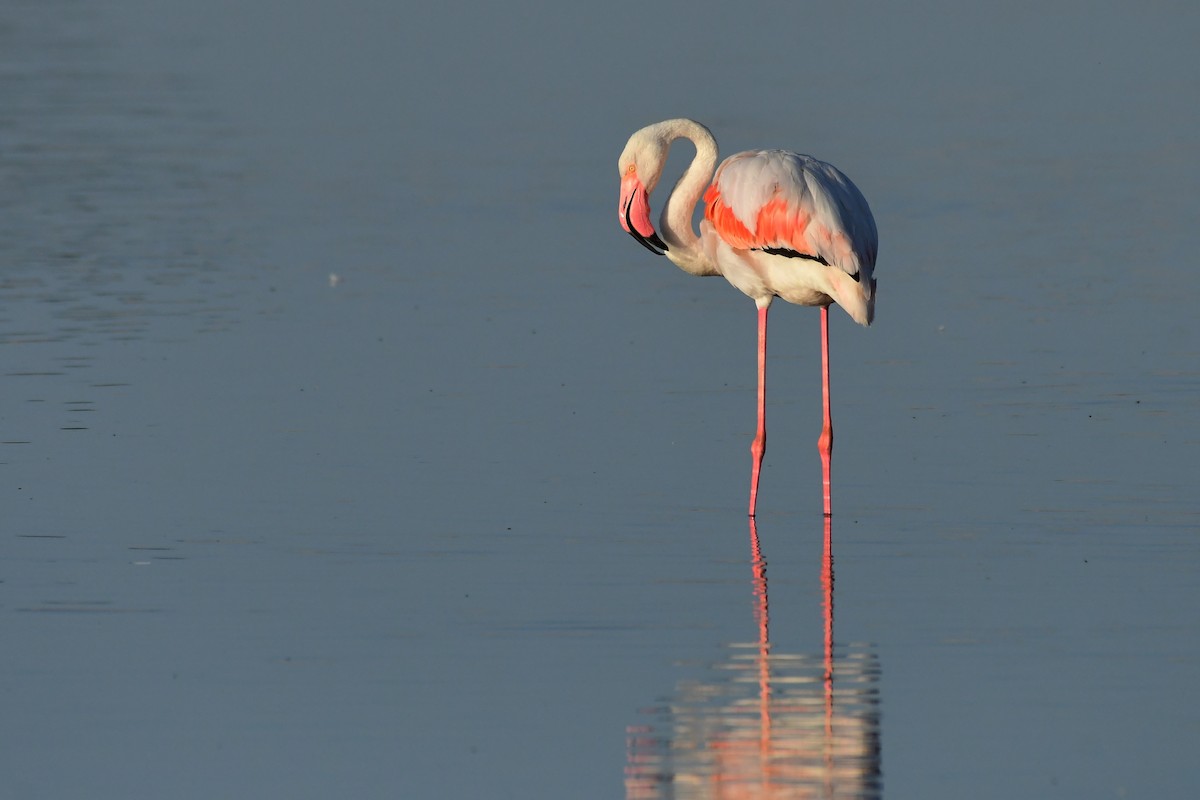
656,119,720,276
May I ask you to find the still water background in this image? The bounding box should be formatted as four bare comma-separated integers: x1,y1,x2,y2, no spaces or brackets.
2,1,1197,797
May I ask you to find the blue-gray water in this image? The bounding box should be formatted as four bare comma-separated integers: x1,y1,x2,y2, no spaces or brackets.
2,1,1198,797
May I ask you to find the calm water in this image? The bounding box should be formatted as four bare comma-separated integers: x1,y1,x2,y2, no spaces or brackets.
2,1,1198,798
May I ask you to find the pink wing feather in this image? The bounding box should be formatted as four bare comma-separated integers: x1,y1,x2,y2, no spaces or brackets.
704,150,878,280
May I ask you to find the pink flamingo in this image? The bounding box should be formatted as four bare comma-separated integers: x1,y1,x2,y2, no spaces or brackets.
618,119,877,517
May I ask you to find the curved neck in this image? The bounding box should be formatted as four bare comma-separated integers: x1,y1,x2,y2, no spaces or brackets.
656,119,719,275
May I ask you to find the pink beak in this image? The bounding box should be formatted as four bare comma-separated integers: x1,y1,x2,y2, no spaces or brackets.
619,172,668,255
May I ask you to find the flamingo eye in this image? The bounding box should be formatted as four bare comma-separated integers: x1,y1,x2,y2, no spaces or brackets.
625,164,636,175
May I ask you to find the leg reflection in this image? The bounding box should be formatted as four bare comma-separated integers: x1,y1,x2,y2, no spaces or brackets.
625,515,881,798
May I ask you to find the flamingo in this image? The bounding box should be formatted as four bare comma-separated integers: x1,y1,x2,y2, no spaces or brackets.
617,118,877,517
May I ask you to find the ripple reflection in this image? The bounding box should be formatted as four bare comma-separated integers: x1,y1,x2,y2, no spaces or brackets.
0,5,247,349
626,518,881,798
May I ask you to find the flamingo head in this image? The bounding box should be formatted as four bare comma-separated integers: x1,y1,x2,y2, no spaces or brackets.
618,129,669,256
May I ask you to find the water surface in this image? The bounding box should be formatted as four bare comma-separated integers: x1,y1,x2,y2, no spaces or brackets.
2,2,1198,798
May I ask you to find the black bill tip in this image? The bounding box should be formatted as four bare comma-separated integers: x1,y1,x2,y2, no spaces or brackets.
624,194,668,256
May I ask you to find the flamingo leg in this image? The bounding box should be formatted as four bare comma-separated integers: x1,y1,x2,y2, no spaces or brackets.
749,305,768,517
818,305,833,516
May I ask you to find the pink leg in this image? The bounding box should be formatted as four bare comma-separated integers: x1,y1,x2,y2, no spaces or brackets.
818,305,833,516
748,305,768,517
821,513,834,728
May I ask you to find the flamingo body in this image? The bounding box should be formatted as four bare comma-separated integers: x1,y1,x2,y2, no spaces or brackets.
703,150,877,322
617,119,878,516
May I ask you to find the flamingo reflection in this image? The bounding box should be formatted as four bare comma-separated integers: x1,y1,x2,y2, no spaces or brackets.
625,517,881,798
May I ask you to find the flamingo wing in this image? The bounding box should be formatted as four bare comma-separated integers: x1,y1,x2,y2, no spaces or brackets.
704,150,878,281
